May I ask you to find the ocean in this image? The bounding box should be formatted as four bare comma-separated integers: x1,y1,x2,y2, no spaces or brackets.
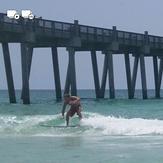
0,90,163,163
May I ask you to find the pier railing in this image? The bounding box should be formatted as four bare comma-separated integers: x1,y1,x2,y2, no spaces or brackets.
1,13,163,48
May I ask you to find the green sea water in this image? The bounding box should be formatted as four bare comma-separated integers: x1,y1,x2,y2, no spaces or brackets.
0,90,163,163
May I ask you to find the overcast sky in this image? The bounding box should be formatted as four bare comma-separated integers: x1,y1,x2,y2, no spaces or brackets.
0,0,163,90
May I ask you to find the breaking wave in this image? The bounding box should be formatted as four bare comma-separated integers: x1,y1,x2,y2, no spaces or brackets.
1,112,163,136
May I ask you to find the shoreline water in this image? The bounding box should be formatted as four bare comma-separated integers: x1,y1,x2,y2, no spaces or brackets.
0,90,163,163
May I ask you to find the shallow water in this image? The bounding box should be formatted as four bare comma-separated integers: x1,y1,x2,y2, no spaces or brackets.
0,90,163,163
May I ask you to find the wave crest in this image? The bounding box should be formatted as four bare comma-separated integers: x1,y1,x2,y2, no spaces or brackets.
1,113,163,136
82,113,163,136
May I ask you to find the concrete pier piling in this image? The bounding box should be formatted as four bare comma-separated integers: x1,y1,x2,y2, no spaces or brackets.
21,43,30,104
21,45,33,100
140,54,147,99
153,56,159,98
100,54,109,98
124,53,132,99
158,58,163,96
64,61,71,95
51,46,62,100
100,51,115,99
131,56,139,99
64,48,77,96
91,50,101,98
107,51,115,99
2,43,16,103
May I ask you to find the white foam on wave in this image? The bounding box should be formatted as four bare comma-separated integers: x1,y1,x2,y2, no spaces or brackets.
0,115,59,134
1,112,163,136
81,113,163,136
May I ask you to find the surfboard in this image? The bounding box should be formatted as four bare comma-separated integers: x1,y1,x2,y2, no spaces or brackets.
40,124,80,128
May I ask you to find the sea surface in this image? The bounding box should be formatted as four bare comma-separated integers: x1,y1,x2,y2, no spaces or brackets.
0,90,163,163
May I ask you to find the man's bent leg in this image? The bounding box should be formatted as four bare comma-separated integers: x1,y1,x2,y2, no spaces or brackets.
77,108,82,120
66,112,70,126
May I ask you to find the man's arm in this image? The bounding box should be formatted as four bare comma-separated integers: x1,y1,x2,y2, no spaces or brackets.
62,102,67,117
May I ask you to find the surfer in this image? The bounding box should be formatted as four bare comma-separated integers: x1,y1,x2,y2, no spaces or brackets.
62,94,82,126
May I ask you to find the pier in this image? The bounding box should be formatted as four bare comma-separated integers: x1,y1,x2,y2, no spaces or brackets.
1,13,163,104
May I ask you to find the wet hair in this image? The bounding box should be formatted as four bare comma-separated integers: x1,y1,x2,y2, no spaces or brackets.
64,94,70,98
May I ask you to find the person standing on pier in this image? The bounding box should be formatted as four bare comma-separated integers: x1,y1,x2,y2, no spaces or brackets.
62,94,82,126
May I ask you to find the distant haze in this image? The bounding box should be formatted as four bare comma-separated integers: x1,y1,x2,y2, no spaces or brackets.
0,0,163,89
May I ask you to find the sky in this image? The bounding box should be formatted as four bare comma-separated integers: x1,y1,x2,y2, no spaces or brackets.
0,0,163,90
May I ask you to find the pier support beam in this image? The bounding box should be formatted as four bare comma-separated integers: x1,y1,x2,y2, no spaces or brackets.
2,43,16,103
28,47,33,79
124,53,132,99
107,51,115,99
91,50,101,98
153,56,160,98
131,56,139,98
64,48,77,96
21,46,33,100
69,48,77,96
64,62,71,94
51,46,62,100
140,54,147,99
100,51,115,99
158,58,163,96
21,43,30,104
100,54,108,98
